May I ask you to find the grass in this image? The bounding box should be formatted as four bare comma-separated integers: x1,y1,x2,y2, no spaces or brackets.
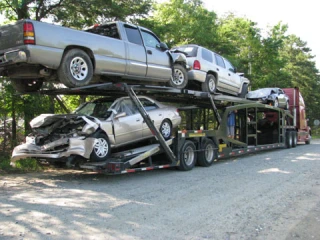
0,155,43,173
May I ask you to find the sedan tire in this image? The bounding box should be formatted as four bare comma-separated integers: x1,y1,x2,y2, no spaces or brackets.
160,119,172,140
90,133,111,162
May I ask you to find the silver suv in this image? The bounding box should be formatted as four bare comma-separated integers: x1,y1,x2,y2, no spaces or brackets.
175,44,250,97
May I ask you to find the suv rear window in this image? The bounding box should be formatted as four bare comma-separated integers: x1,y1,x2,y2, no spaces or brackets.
176,46,198,57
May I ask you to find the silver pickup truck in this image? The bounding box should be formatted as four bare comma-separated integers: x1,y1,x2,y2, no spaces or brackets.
0,20,189,92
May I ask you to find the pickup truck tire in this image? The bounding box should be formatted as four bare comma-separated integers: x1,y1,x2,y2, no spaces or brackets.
90,133,111,162
11,78,43,93
160,119,172,140
58,49,93,88
201,74,216,93
178,140,197,171
239,83,248,98
169,64,188,89
197,138,216,167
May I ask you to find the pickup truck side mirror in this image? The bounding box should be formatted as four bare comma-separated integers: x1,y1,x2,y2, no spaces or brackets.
157,42,169,51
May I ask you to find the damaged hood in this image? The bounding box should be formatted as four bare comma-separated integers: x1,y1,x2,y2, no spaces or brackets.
29,114,101,135
247,88,277,99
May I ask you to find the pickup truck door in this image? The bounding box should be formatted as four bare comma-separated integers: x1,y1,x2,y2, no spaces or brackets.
140,30,172,80
124,25,148,76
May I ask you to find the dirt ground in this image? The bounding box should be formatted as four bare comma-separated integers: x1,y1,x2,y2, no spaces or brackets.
1,140,320,240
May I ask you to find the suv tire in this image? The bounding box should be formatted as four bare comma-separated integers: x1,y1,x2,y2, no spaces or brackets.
201,74,216,93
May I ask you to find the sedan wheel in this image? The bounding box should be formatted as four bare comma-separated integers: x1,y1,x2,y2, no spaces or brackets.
273,99,279,108
90,133,111,162
160,119,172,140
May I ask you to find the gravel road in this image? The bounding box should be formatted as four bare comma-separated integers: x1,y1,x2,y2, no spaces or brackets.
1,140,320,240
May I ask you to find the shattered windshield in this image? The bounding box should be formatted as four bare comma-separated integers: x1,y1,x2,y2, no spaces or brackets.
74,102,113,118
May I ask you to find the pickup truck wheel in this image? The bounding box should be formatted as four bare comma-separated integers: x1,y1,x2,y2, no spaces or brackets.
58,49,93,88
11,78,43,93
178,140,197,171
201,74,216,93
160,119,172,140
90,133,111,162
197,138,216,167
169,64,188,89
239,83,248,98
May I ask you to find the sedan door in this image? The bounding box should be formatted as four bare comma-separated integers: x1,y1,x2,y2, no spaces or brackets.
140,30,172,81
140,98,164,138
112,99,143,145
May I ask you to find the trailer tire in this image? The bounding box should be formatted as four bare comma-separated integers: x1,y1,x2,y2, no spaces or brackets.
178,140,197,171
169,64,188,89
291,131,297,148
306,134,311,144
11,78,43,93
201,74,217,93
58,49,93,88
285,131,293,148
90,133,111,162
197,138,216,167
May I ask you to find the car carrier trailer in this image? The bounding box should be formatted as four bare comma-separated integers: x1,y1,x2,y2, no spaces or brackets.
32,83,304,175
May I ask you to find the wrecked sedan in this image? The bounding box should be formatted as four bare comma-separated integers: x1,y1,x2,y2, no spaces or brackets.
11,96,181,165
246,87,289,109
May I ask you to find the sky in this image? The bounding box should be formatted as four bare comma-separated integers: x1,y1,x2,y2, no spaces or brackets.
202,0,320,69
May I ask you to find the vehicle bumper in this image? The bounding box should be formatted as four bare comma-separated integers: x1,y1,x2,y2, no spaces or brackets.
187,70,206,83
11,137,95,165
0,49,28,66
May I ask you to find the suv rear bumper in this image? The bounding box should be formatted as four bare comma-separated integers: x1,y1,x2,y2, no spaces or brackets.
187,70,206,83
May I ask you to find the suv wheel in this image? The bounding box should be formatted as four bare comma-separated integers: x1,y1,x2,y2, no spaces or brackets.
201,74,216,93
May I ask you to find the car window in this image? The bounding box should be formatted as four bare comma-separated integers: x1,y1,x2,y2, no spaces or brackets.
176,46,198,57
201,48,213,63
224,58,235,73
140,98,158,111
141,30,160,48
119,99,137,115
124,25,143,45
215,54,225,68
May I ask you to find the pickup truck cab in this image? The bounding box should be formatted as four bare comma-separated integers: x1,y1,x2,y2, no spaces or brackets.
0,20,188,92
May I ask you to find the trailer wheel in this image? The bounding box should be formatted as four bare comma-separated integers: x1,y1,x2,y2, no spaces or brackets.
178,140,197,171
197,138,216,167
285,131,292,148
169,64,188,89
291,131,297,148
11,78,43,93
58,49,93,88
201,74,216,93
160,119,172,140
90,133,111,162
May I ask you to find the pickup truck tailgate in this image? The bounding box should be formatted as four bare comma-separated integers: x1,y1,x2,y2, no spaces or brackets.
0,21,24,53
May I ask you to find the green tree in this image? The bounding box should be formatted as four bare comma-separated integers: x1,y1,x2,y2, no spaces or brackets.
140,0,219,48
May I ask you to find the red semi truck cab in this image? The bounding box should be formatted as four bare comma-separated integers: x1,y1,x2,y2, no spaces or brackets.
283,87,311,144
